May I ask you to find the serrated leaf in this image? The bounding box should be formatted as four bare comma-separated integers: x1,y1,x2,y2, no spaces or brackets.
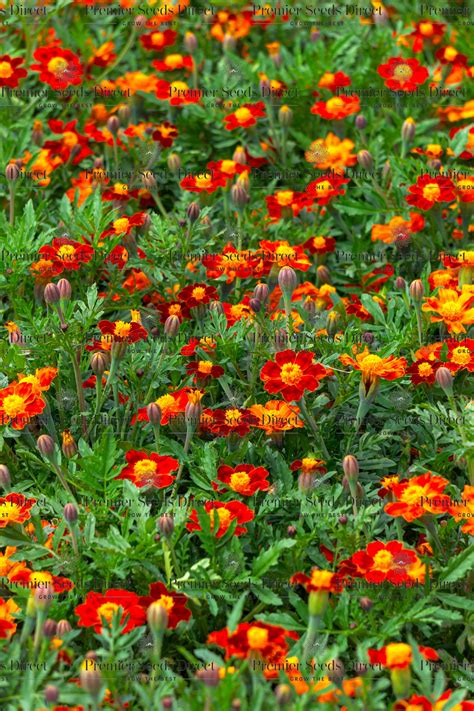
252,539,295,578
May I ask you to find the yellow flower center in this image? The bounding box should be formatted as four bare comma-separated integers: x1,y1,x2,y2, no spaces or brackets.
114,183,128,195
156,594,174,612
302,457,318,472
168,304,181,316
209,507,232,531
197,360,213,374
165,54,183,69
360,354,382,376
225,409,242,425
133,459,157,480
315,180,332,197
57,245,76,261
157,394,176,410
247,627,269,650
113,218,130,233
220,160,236,175
0,502,21,520
229,471,251,492
97,602,120,624
422,183,441,201
458,250,474,265
151,32,165,46
393,64,413,81
418,362,433,377
312,236,327,249
192,286,206,300
385,643,412,668
0,62,13,79
373,550,394,571
195,174,212,189
419,22,433,36
47,57,69,76
444,46,458,61
326,97,344,112
401,484,425,505
451,347,470,365
114,321,131,338
62,131,78,148
2,394,26,417
170,81,189,94
234,107,252,123
30,571,53,587
310,570,334,589
439,302,463,321
276,191,294,206
280,362,303,385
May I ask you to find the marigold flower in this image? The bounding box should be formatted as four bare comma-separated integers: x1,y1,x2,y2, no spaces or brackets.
406,174,456,211
454,177,474,204
180,172,227,194
0,55,27,88
38,238,94,271
9,568,73,594
98,320,148,343
202,407,258,437
0,597,20,639
139,582,191,629
202,244,260,283
152,121,178,148
339,347,407,396
177,283,219,308
440,339,474,373
338,540,426,586
317,71,351,93
258,240,311,272
155,80,200,106
261,350,330,403
422,288,474,334
435,46,467,67
290,458,327,475
212,464,270,496
449,485,474,536
134,388,190,426
153,54,193,72
310,95,360,120
186,500,254,537
377,56,429,91
186,360,224,382
0,493,37,527
302,235,336,255
140,29,177,51
368,643,438,670
116,450,179,489
290,569,342,593
15,367,58,395
223,102,266,130
31,46,83,90
305,133,356,174
371,213,425,244
384,472,451,522
75,590,146,633
403,21,446,53
407,359,441,385
0,382,47,430
265,191,312,221
249,401,303,434
44,118,93,165
87,41,117,68
305,175,350,206
208,621,296,661
180,337,217,357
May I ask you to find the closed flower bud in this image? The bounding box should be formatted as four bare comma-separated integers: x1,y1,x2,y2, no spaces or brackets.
357,150,373,171
253,283,269,303
359,596,373,611
80,656,102,697
147,601,168,631
117,104,130,124
230,182,249,208
409,279,424,302
342,454,359,481
0,465,11,488
298,471,314,493
326,311,339,337
382,160,391,181
90,352,109,376
64,503,78,524
167,153,181,173
303,298,316,317
133,14,147,28
5,163,19,182
278,266,297,295
259,78,271,95
275,328,289,351
164,315,180,337
278,105,293,127
61,430,77,459
162,697,174,710
141,171,156,190
187,201,200,223
428,158,442,172
223,33,236,52
32,120,44,146
287,525,297,537
275,684,292,705
57,619,72,637
158,514,174,537
196,667,220,687
44,685,59,704
57,278,72,300
355,114,367,130
34,582,54,612
37,434,55,458
237,170,249,192
184,31,197,53
310,29,320,42
44,283,61,304
338,515,348,525
327,659,345,687
316,264,331,285
402,117,416,143
232,146,247,165
435,366,454,395
209,300,224,315
185,399,202,426
106,116,120,135
147,402,162,425
43,618,58,638
249,298,261,313
362,331,374,344
395,276,406,290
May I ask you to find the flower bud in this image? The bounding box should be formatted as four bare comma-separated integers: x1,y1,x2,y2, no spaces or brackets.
57,278,72,300
141,171,156,190
310,29,320,42
147,601,168,632
278,105,293,127
187,201,200,223
357,150,373,171
0,465,11,488
184,31,198,53
37,434,55,459
409,279,424,303
106,116,120,135
327,659,345,687
209,300,224,315
5,163,19,182
185,398,202,426
167,153,181,174
237,169,249,192
147,402,162,426
118,104,131,124
362,331,374,344
275,684,292,705
249,298,261,313
402,117,416,143
338,515,348,525
80,656,103,697
196,667,220,687
232,146,247,165
253,283,269,303
316,264,331,285
133,14,147,28
158,514,174,537
298,471,314,493
223,33,236,52
44,283,61,304
395,276,406,290
278,266,297,295
287,525,297,537
303,298,316,317
342,455,359,481
326,311,339,337
64,503,78,524
359,596,373,611
90,352,108,376
43,618,58,638
355,114,367,130
382,160,391,181
275,328,289,351
32,120,44,146
57,619,72,637
61,430,77,459
34,582,54,612
164,315,180,337
230,183,249,208
435,366,454,395
44,685,59,704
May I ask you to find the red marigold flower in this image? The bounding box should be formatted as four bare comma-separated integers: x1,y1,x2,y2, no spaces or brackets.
202,407,259,437
134,388,190,426
43,119,93,165
212,464,270,496
404,21,446,53
180,337,217,357
177,283,219,308
186,360,224,382
9,568,73,594
406,174,456,210
186,500,254,538
38,238,94,271
407,359,440,385
156,301,191,324
15,367,58,394
202,244,260,283
207,160,248,181
31,46,83,90
116,450,179,489
435,46,468,66
140,29,177,51
265,191,312,221
208,621,296,660
302,235,336,255
152,54,194,72
223,102,266,130
305,175,350,206
258,240,311,273
260,350,330,402
442,338,474,373
139,582,191,629
0,493,37,527
368,643,438,670
454,177,474,203
0,597,20,639
180,172,227,194
152,121,178,148
377,57,429,91
0,55,27,88
310,95,360,120
75,589,146,633
290,569,343,593
0,382,46,430
101,212,147,239
449,485,474,537
155,80,200,106
290,457,327,475
338,541,424,586
317,71,351,93
98,320,148,343
384,472,451,522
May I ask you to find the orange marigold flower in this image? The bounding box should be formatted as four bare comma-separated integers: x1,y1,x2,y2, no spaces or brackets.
139,581,191,629
208,621,297,661
305,175,350,205
98,320,148,343
186,500,254,538
377,56,428,91
339,347,407,396
87,41,116,68
0,493,37,527
134,388,190,426
75,589,146,634
384,472,451,522
455,177,474,204
116,72,158,95
338,540,425,586
153,54,193,72
180,171,227,194
435,46,468,67
261,350,330,403
0,382,46,430
449,485,474,537
290,568,343,593
0,55,27,88
210,10,252,42
305,133,356,174
406,174,456,211
31,46,83,90
290,457,327,475
258,240,311,272
442,339,474,373
0,597,20,639
249,401,303,434
38,238,94,271
212,464,270,496
368,643,438,670
422,288,474,334
317,71,351,93
116,450,179,489
371,213,425,244
403,21,446,53
9,568,73,594
310,95,360,120
155,80,200,106
265,191,312,221
202,244,260,283
15,367,58,394
223,102,266,131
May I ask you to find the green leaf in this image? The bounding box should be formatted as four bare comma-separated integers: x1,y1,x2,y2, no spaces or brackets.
439,545,474,584
226,592,248,633
252,539,295,578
